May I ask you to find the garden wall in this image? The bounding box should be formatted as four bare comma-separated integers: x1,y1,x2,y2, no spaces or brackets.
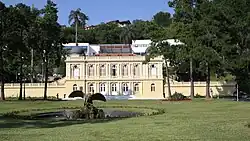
2,83,66,98
164,81,236,97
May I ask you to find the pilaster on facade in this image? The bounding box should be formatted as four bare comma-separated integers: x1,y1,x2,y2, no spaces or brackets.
66,55,164,81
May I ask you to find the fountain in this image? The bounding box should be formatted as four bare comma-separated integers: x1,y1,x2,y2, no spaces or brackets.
1,92,162,121
64,93,107,120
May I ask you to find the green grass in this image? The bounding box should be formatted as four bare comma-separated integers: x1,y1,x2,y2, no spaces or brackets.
1,100,250,141
16,107,157,116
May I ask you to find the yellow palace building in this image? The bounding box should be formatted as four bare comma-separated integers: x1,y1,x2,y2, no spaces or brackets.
1,40,236,99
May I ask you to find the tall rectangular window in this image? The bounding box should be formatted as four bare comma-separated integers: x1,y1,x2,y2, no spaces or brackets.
100,65,106,76
88,65,94,76
111,65,117,76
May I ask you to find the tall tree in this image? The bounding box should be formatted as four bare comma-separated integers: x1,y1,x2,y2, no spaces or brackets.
191,0,221,98
68,8,89,45
153,11,172,27
120,25,135,44
145,24,182,98
212,0,250,95
95,22,122,44
37,0,62,99
0,1,6,100
0,3,31,100
14,3,37,100
169,0,196,99
132,20,158,40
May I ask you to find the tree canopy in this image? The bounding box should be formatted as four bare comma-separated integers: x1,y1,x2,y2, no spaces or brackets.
2,0,250,100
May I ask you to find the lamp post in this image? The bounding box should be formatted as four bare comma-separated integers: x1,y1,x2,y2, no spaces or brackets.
18,56,24,100
41,50,46,83
84,56,87,95
23,78,26,100
43,49,48,100
236,84,239,102
17,72,20,98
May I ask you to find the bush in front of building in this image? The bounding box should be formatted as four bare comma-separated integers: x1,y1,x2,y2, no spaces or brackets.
171,92,185,100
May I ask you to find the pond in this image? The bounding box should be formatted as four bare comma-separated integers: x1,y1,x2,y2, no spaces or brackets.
16,108,144,121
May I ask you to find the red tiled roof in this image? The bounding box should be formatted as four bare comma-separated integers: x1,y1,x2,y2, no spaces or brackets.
100,45,131,48
95,53,135,56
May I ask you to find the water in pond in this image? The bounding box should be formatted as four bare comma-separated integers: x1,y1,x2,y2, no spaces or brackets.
32,108,142,120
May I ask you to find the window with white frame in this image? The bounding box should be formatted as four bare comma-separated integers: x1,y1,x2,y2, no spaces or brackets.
134,83,139,92
100,83,106,92
122,64,128,76
73,65,80,79
133,64,139,76
88,65,94,76
151,64,157,76
151,83,155,92
122,83,129,92
111,83,117,92
88,83,94,93
111,65,117,76
73,84,77,91
100,65,106,76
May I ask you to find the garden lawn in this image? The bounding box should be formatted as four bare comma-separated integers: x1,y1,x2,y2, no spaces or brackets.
0,100,250,141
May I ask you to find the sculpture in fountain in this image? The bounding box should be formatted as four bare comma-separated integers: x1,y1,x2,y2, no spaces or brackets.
64,92,106,120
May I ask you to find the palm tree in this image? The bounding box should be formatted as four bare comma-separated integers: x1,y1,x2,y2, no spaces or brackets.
120,25,135,54
68,8,89,45
120,25,134,44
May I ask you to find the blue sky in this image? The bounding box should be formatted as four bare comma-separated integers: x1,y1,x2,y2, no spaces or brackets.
3,0,174,26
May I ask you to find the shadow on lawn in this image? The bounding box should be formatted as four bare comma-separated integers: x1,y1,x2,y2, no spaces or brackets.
0,117,126,129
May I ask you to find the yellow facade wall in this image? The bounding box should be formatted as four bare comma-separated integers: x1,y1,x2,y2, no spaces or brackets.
1,81,235,99
140,80,163,98
164,82,236,97
0,55,236,99
3,83,66,98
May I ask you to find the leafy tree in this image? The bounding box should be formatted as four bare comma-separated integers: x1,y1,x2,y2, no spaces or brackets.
1,3,32,100
153,11,172,27
132,20,158,40
68,8,89,45
95,23,122,44
211,0,250,95
13,3,39,100
120,25,135,44
169,0,197,99
36,0,63,99
145,25,181,98
190,0,222,98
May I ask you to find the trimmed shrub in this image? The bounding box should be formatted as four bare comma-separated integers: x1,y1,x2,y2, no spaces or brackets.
171,92,185,100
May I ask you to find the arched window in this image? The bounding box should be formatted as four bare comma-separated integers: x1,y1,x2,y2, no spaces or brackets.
100,65,106,76
88,83,94,93
111,83,117,92
122,83,129,92
122,64,128,76
100,83,106,92
134,83,139,92
73,84,77,91
151,83,155,92
133,64,139,76
88,65,94,76
151,64,157,76
111,65,117,76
